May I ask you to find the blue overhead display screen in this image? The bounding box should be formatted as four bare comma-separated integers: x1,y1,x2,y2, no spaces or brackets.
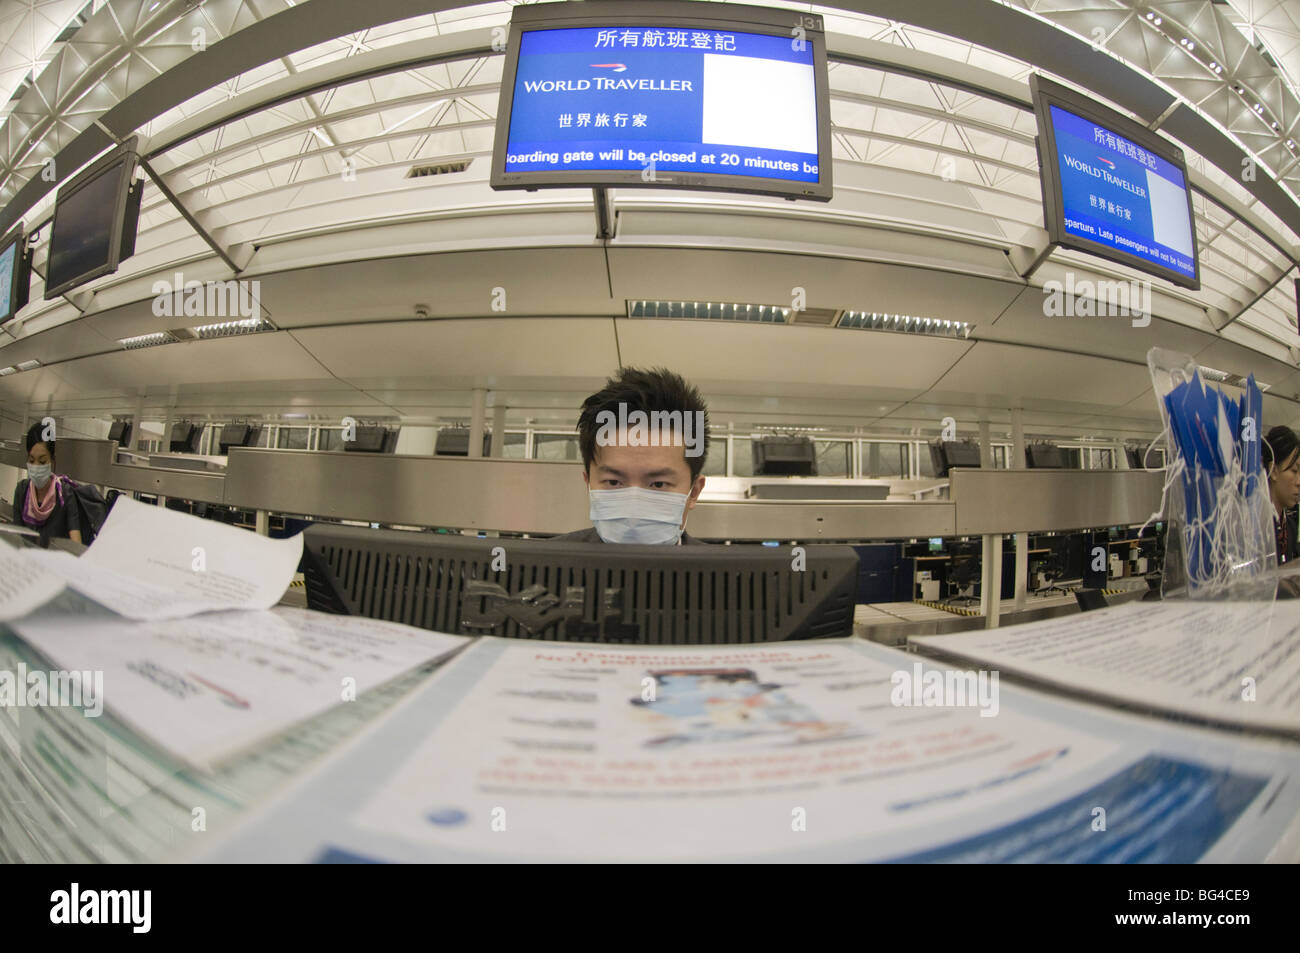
0,240,16,321
1047,104,1196,284
501,26,822,186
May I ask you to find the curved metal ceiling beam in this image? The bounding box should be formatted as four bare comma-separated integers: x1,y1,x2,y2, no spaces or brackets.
127,25,1300,272
0,0,458,236
1,0,1298,255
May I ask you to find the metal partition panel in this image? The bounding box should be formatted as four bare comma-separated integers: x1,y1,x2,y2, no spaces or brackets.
51,438,114,481
0,438,118,483
688,501,955,540
949,468,1163,534
223,448,591,533
46,438,227,504
42,440,1163,539
102,462,227,504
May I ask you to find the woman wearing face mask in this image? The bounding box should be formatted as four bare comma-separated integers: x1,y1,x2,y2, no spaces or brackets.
1262,424,1300,564
13,422,82,543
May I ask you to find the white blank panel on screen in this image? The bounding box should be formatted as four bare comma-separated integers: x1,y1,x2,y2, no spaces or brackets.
0,245,13,308
1145,169,1193,258
701,54,817,154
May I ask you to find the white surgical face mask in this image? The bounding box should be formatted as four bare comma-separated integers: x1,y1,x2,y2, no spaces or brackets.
589,486,688,545
27,463,52,488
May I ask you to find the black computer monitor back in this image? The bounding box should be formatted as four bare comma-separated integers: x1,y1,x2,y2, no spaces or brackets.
219,424,250,454
302,525,858,644
752,436,816,476
942,441,982,469
1026,444,1065,468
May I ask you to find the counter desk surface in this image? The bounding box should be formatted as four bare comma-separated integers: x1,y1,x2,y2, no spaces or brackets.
2,586,1297,864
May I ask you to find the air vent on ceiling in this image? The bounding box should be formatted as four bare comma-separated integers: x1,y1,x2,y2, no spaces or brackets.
787,308,839,326
407,160,471,178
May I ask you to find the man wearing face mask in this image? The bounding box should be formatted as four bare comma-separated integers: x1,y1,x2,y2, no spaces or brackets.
553,366,709,545
14,422,82,543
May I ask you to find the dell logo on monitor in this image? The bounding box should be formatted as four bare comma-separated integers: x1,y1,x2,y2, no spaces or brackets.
461,581,641,641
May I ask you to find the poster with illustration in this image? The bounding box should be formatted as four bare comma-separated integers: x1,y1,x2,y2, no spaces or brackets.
630,667,859,747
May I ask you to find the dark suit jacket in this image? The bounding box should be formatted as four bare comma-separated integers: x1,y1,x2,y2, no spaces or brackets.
551,526,707,544
1281,508,1300,564
12,478,81,540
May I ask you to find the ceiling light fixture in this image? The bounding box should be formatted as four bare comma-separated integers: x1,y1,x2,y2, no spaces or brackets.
838,311,971,339
119,331,178,350
191,317,276,339
627,300,790,323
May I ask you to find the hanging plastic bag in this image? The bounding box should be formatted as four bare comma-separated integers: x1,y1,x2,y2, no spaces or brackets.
1144,347,1275,599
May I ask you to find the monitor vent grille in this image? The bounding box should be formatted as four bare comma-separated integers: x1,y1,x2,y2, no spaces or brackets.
311,543,854,644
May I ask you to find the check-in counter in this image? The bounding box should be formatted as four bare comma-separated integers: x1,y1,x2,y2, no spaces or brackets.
7,437,1162,541
5,438,1164,627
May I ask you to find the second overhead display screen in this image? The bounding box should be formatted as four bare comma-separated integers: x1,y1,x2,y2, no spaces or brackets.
1048,104,1196,284
497,20,828,199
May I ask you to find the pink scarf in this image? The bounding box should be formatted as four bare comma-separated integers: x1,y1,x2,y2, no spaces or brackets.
23,475,63,528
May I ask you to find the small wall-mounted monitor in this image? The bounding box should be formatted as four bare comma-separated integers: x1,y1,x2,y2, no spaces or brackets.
346,426,398,453
491,1,833,202
928,537,944,552
1026,443,1066,469
44,140,144,299
930,440,981,477
435,427,491,456
1031,74,1198,290
107,420,132,447
219,424,251,454
0,224,32,323
169,422,197,454
752,435,816,476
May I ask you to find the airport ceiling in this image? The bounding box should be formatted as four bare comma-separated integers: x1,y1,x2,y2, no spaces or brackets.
1,0,1300,440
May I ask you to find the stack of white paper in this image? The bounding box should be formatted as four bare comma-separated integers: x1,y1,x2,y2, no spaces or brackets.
2,495,472,771
18,495,305,621
911,600,1300,735
195,638,1300,863
10,605,470,771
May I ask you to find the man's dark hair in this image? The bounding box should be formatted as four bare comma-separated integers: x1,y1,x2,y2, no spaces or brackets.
577,366,710,480
25,421,54,461
1263,424,1300,474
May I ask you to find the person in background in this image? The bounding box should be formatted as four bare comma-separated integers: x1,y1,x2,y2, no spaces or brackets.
14,422,82,543
555,366,710,544
1262,424,1300,564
